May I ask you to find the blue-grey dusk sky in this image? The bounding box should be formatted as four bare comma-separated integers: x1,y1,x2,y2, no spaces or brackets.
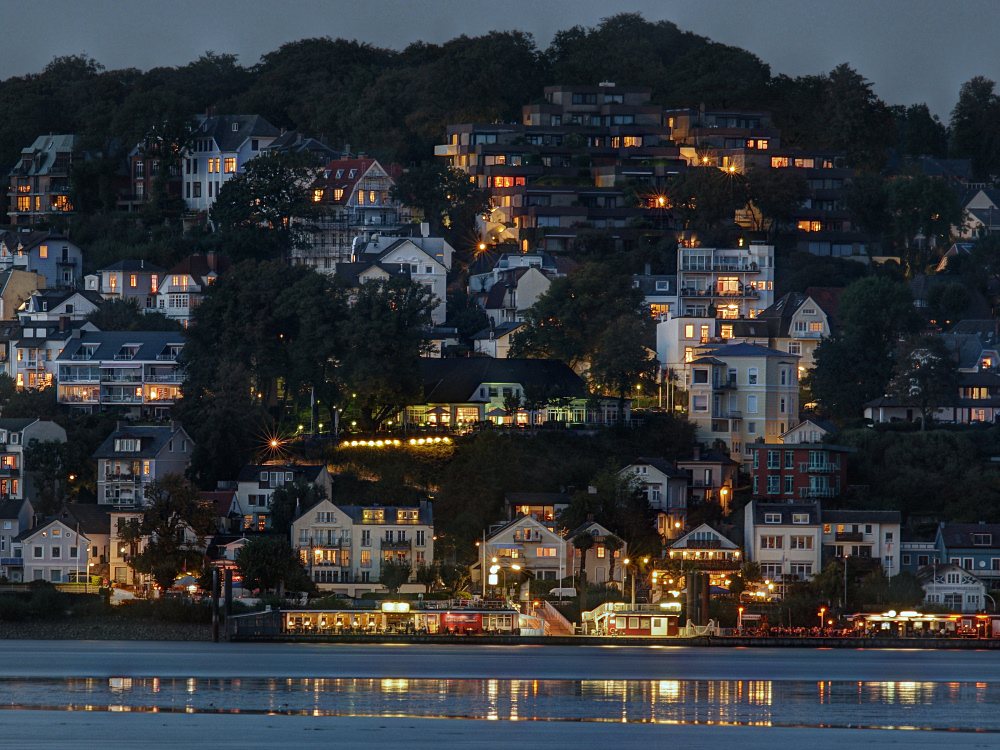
11,0,999,119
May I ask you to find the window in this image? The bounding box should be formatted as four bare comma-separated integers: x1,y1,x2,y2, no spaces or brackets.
51,546,61,559
416,530,425,546
747,395,758,414
789,563,812,578
784,475,794,494
764,513,781,524
918,555,929,566
224,157,236,173
692,395,707,412
760,536,782,549
193,182,202,198
33,546,43,558
809,322,823,332
748,367,758,385
788,342,801,355
767,476,780,494
693,369,709,384
771,157,789,168
39,245,48,259
760,563,782,580
790,536,813,550
902,554,911,566
684,324,694,339
684,348,694,363
537,547,557,557
973,533,992,546
784,451,794,469
792,513,809,524
767,450,779,469
360,550,371,567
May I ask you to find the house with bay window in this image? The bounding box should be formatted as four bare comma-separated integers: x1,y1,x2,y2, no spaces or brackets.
93,422,193,507
155,254,231,327
290,498,433,597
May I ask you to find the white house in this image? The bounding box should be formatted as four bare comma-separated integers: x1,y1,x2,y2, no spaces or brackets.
619,457,689,540
483,515,569,584
918,562,986,613
290,498,434,597
234,464,333,532
744,500,822,593
14,518,89,583
821,510,902,578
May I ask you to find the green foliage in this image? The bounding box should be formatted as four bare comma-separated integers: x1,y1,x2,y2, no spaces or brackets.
857,569,925,609
119,474,216,592
892,103,948,159
560,470,659,556
378,559,412,594
745,166,809,238
886,335,960,428
510,262,648,369
24,439,68,516
667,167,745,234
949,76,1000,181
390,164,490,243
86,297,182,332
589,316,656,418
269,479,328,536
235,537,313,594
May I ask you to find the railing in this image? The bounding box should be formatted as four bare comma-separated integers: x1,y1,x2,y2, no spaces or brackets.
712,411,742,420
155,353,180,361
0,558,22,566
799,462,836,473
102,395,143,403
713,379,738,390
104,473,142,483
101,374,143,383
380,540,412,550
799,486,836,498
0,467,19,476
835,532,864,542
684,538,722,549
58,375,99,383
70,353,95,361
146,374,182,383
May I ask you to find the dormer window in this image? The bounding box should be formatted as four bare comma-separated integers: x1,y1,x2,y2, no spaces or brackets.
764,513,781,524
792,513,809,524
335,170,343,178
232,123,239,132
115,345,139,361
114,438,139,452
973,533,992,546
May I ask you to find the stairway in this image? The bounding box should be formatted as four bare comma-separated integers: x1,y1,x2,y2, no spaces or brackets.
537,600,575,635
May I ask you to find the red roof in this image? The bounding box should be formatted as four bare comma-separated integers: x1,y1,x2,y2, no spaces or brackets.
804,286,844,325
201,490,236,518
320,158,403,205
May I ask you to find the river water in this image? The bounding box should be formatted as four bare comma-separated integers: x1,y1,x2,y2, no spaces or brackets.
2,642,999,746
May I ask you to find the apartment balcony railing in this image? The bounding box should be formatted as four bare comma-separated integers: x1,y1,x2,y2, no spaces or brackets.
799,486,836,499
306,538,349,548
684,538,722,549
59,394,99,403
835,531,864,542
712,411,742,420
793,331,823,339
799,462,837,473
713,379,738,390
0,467,19,476
380,540,412,550
679,287,759,299
101,395,143,404
679,262,760,272
166,284,200,293
104,473,142,483
101,374,143,383
146,374,183,383
70,353,95,361
58,375,99,383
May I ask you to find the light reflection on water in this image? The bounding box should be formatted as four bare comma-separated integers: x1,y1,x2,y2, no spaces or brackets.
0,677,995,730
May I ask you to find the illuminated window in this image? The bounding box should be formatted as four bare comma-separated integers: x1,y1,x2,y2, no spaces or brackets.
794,158,814,168
313,189,323,202
684,347,694,363
129,274,137,288
597,546,606,558
809,322,823,332
623,136,641,147
150,275,158,293
720,325,733,339
684,324,694,338
223,157,236,173
358,191,364,205
756,140,769,150
537,547,557,557
771,157,789,168
39,245,48,259
16,196,30,211
369,190,376,203
333,189,344,201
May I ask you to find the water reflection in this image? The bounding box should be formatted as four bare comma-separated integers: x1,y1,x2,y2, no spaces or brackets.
0,677,995,731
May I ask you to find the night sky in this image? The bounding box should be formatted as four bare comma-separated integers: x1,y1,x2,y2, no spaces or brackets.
11,0,997,118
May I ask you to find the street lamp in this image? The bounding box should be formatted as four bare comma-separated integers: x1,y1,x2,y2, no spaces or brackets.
738,605,744,633
818,607,826,634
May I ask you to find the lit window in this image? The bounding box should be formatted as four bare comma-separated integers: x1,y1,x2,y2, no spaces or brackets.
150,275,158,293
623,136,641,147
333,189,344,201
223,157,236,173
129,274,137,288
720,325,733,339
809,322,823,332
313,189,323,202
684,324,694,338
358,191,364,205
39,245,48,259
771,157,789,168
684,347,694,363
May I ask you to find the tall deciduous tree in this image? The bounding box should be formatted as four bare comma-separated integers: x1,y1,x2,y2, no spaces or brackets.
24,439,68,516
589,317,656,422
234,536,313,595
744,166,809,239
949,76,1000,181
338,276,435,430
118,474,216,592
378,559,412,594
268,479,328,536
667,167,746,235
887,335,959,429
389,164,490,245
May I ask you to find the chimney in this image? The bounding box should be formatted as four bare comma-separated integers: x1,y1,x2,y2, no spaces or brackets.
206,252,217,271
693,445,701,460
644,263,651,275
59,315,68,332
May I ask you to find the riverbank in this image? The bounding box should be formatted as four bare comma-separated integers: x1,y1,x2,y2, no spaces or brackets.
0,617,211,641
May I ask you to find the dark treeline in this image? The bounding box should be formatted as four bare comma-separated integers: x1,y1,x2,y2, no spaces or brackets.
0,13,979,173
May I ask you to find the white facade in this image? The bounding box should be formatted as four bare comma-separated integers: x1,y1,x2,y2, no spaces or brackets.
15,519,89,583
484,515,569,583
744,501,822,590
921,563,987,613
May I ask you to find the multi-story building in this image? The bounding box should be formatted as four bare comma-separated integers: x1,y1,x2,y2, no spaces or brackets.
121,138,182,213
233,464,333,532
744,501,822,593
93,422,194,507
687,342,800,464
665,107,780,157
0,268,44,322
57,331,186,418
7,135,78,226
0,497,33,581
934,523,1000,588
10,290,103,389
917,562,986,613
298,158,409,269
155,254,231,327
86,260,166,310
0,231,82,289
675,446,740,512
820,510,901,578
0,418,67,500
13,518,89,583
732,290,838,370
290,498,433,597
437,83,678,254
181,114,281,214
676,244,774,320
620,457,689,541
484,514,570,583
747,442,855,502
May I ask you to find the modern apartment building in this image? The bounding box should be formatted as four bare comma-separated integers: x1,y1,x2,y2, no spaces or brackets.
7,135,78,226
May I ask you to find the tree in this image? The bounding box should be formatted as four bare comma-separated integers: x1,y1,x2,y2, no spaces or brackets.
119,475,216,592
666,167,745,235
887,335,960,429
572,530,595,616
818,63,897,169
843,171,890,247
235,536,313,595
86,297,182,332
744,166,809,240
338,276,435,430
24,439,68,516
604,533,624,589
438,563,470,597
949,76,1000,181
210,150,327,260
379,559,412,594
559,470,658,555
415,563,439,591
389,164,490,243
511,263,649,369
893,103,948,159
268,479,328,536
885,173,962,271
589,317,656,422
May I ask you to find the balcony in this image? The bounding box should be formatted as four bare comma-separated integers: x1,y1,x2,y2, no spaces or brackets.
102,395,143,404
684,538,722,549
713,379,738,390
155,353,180,361
101,374,143,383
799,462,836,473
0,466,20,476
712,411,742,420
71,353,96,361
146,373,183,383
113,353,137,361
380,540,412,550
0,558,22,566
799,486,836,499
104,473,142,483
835,531,864,542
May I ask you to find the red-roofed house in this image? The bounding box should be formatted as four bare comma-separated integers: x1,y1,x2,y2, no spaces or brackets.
295,159,410,271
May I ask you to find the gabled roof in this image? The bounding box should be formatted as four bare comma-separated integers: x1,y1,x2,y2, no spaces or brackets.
57,331,185,362
669,522,739,550
624,457,688,479
14,517,90,544
164,254,231,286
0,418,37,433
803,287,844,325
321,158,402,204
487,513,561,542
751,501,819,525
93,424,188,459
336,503,432,526
419,358,587,404
471,321,524,341
781,418,839,438
201,490,237,518
915,562,985,585
0,498,27,520
334,261,411,286
194,115,280,152
63,503,112,536
98,260,166,274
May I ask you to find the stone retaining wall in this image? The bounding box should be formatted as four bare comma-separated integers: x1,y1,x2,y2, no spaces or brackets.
0,617,211,641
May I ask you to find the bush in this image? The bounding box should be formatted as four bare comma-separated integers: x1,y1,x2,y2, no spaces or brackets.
0,594,29,622
29,586,68,619
115,598,212,623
